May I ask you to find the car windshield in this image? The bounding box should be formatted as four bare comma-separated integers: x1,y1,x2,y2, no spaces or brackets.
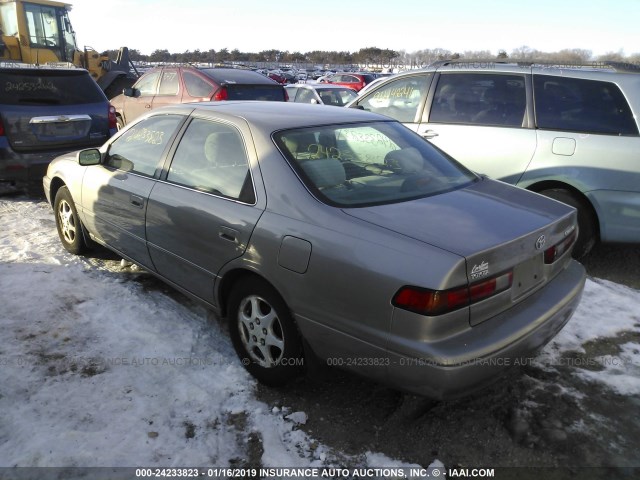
275,121,477,207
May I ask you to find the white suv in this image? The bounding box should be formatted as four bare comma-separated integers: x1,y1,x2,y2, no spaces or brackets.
348,61,640,257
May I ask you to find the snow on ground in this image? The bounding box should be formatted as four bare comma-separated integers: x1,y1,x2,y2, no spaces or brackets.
0,199,425,469
1,198,640,468
539,277,640,395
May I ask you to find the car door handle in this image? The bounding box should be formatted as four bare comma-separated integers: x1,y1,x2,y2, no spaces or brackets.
130,194,144,208
421,129,439,139
219,226,239,243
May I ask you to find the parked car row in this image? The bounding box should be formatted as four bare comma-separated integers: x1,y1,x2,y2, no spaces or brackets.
3,59,638,398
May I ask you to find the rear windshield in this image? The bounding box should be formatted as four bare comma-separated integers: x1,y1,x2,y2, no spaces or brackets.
226,85,285,101
275,121,477,207
201,68,275,84
0,70,105,105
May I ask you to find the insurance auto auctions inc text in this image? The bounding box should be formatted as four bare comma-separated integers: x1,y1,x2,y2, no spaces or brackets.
254,467,495,478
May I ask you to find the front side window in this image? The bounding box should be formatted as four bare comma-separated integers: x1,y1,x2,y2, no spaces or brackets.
134,71,160,96
430,73,526,127
357,74,432,123
276,121,477,207
105,115,184,176
534,75,638,135
167,119,254,203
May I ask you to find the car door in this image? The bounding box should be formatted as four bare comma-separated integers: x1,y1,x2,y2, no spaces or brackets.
151,68,183,110
145,117,265,304
522,73,640,242
419,72,537,183
122,70,160,124
81,114,187,269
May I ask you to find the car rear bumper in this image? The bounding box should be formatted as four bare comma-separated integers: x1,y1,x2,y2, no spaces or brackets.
1,142,67,192
386,259,586,398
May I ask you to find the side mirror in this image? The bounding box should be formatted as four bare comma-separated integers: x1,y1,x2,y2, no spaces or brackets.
123,87,136,97
78,148,101,166
310,98,319,104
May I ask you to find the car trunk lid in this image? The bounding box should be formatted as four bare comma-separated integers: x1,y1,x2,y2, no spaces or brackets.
343,179,578,325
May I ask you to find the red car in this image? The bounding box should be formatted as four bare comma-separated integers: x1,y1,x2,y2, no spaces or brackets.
111,66,286,128
320,72,378,92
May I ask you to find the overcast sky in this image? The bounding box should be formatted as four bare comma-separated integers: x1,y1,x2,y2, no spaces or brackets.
67,0,639,57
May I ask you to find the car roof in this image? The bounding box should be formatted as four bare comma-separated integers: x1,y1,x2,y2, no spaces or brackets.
197,68,278,85
159,101,393,131
285,84,356,90
0,64,90,75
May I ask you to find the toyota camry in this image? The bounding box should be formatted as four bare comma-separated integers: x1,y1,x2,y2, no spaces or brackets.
43,102,586,398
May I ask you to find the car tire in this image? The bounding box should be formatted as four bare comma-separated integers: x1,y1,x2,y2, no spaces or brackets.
228,277,304,386
54,186,86,255
540,188,597,258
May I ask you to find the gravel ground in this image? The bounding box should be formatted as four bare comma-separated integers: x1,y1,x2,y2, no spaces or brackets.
581,243,640,290
256,244,640,474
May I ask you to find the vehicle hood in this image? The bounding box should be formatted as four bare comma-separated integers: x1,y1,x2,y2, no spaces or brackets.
342,178,575,257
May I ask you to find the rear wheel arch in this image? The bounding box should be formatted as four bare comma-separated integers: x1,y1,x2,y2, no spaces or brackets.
526,180,599,257
218,269,284,318
221,270,305,385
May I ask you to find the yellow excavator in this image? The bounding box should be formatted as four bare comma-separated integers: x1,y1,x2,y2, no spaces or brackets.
0,0,138,97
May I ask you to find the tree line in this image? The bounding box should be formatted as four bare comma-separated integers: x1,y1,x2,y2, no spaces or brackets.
104,46,640,68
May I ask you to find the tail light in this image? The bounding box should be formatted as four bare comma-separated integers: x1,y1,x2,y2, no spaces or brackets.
212,86,228,101
393,271,513,316
0,117,4,136
544,230,577,264
108,105,117,129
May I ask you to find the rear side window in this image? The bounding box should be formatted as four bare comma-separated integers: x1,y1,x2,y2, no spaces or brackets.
294,88,316,103
430,73,526,127
183,71,214,97
158,70,179,96
226,85,285,101
0,70,105,105
534,75,638,135
167,118,255,203
357,74,432,122
317,88,357,106
105,115,184,176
